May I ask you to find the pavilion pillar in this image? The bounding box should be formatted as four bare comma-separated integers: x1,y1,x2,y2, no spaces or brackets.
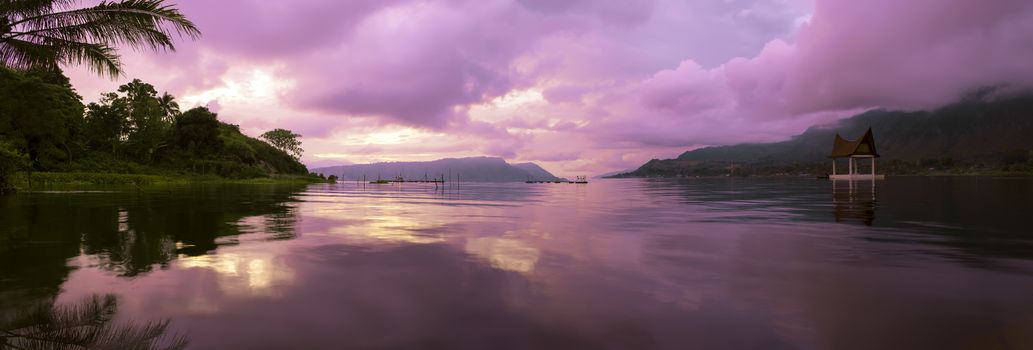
848,157,854,175
871,157,875,177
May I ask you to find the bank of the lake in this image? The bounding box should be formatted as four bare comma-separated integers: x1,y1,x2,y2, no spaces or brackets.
8,171,328,189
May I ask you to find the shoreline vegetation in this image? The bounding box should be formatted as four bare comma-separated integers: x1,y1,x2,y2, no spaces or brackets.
10,172,326,188
0,69,328,194
0,0,333,195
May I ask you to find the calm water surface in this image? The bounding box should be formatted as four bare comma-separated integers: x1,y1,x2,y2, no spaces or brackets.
2,178,1033,349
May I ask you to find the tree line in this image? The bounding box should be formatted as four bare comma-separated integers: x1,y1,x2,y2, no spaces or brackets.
1,0,316,192
0,67,309,185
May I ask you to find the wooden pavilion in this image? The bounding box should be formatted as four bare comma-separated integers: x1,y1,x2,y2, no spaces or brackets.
829,128,885,180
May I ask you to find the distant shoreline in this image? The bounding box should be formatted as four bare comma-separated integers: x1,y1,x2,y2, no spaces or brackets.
604,171,1033,179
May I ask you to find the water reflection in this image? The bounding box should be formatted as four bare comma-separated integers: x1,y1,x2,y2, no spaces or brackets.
2,180,1033,349
465,236,541,273
0,185,305,325
831,180,877,226
331,214,447,244
178,251,294,296
0,185,302,277
0,294,187,350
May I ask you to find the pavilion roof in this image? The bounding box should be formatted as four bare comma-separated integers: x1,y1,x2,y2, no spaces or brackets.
830,128,879,158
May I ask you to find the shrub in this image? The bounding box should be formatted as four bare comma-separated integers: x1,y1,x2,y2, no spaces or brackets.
1,141,29,193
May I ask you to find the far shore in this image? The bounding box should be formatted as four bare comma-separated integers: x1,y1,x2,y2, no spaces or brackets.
605,170,1033,179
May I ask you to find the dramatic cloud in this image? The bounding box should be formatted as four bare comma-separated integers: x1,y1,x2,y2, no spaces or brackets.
66,0,1033,176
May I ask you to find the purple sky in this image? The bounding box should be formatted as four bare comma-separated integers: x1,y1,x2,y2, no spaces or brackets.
67,0,1033,176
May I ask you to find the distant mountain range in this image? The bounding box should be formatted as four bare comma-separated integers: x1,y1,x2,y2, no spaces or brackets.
312,157,565,182
612,93,1033,177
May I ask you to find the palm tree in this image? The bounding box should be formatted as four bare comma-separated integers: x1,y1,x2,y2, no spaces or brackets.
158,92,179,123
0,0,200,78
0,294,188,349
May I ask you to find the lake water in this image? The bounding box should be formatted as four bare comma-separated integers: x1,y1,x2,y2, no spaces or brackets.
2,178,1032,349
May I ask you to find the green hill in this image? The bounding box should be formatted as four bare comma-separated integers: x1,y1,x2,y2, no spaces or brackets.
0,67,312,190
613,93,1033,177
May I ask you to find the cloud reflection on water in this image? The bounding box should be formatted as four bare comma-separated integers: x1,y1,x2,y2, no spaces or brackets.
465,236,541,273
4,180,1033,349
177,251,294,296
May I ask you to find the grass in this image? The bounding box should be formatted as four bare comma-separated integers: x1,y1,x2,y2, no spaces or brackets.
9,172,326,188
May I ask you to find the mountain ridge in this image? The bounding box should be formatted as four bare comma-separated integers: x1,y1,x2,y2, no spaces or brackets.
611,93,1033,177
312,156,565,182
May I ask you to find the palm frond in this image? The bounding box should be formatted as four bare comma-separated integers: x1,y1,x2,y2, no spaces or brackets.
0,35,60,71
0,36,121,76
10,0,200,41
0,294,118,348
0,294,189,350
92,319,188,350
0,0,79,18
1,0,200,77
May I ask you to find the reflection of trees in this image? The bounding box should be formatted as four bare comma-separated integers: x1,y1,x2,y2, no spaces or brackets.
0,294,186,350
89,187,302,276
0,185,303,278
0,185,304,320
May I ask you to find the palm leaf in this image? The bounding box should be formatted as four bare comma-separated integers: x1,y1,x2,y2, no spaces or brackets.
0,294,188,350
1,0,200,77
1,36,121,76
0,0,78,18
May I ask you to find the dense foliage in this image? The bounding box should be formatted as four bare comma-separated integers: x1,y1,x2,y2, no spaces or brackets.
0,140,27,193
0,67,310,189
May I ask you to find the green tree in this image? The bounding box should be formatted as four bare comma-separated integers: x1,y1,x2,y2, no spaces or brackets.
260,128,303,161
171,106,221,154
0,67,84,168
82,79,172,162
84,92,130,155
0,140,28,193
119,79,166,161
0,0,200,77
158,92,180,123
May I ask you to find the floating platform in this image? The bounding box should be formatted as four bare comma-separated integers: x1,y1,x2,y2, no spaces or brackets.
830,174,885,180
371,180,445,184
526,181,588,184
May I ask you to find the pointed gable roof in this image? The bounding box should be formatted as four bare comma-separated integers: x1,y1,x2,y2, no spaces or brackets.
830,128,879,158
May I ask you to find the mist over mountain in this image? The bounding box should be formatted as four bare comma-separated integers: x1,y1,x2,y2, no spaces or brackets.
312,157,564,182
613,92,1033,177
